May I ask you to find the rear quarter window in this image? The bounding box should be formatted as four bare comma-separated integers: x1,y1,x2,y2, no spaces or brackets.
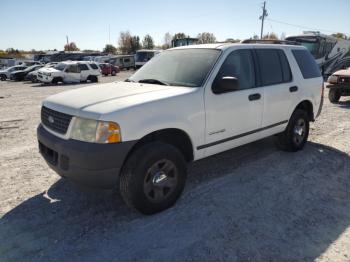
292,49,321,79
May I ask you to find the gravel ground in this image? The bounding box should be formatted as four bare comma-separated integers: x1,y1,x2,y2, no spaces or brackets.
0,74,349,262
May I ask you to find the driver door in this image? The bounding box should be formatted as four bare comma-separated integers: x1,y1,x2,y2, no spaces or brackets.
203,49,264,157
64,64,81,83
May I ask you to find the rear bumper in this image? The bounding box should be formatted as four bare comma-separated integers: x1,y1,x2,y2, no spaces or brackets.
37,124,136,189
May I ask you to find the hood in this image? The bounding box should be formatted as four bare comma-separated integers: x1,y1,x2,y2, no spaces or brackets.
333,69,350,77
43,81,196,119
39,67,60,74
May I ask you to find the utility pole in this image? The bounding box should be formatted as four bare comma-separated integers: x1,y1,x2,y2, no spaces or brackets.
109,24,111,45
66,35,69,51
259,1,268,39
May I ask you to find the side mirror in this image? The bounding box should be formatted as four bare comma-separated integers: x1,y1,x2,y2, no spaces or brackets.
212,76,239,94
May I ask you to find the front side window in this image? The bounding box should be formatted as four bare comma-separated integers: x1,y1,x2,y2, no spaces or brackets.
130,49,220,87
214,49,255,90
256,49,283,86
65,65,80,73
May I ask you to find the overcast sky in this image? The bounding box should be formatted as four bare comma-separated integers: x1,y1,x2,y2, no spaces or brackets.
1,0,349,51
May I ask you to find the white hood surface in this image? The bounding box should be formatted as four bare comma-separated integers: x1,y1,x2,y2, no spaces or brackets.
43,81,196,118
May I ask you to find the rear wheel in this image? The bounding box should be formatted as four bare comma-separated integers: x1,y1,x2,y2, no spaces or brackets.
119,142,187,215
276,109,309,152
88,75,98,83
0,74,6,81
328,88,341,103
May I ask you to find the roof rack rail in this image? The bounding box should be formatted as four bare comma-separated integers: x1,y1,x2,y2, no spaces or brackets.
241,39,300,45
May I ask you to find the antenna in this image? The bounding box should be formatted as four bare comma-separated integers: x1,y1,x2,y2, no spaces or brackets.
259,1,268,39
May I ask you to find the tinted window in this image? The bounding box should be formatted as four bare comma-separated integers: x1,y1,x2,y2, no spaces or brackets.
278,50,292,82
215,49,255,90
66,65,80,73
124,58,130,63
256,49,283,86
90,64,98,69
292,49,322,79
78,64,89,70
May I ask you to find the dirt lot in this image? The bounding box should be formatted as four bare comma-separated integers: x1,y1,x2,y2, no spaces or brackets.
0,73,350,262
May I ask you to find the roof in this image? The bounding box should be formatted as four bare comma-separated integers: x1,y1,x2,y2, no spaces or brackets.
169,42,305,51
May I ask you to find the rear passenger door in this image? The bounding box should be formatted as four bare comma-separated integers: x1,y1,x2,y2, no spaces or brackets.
78,64,90,81
254,48,295,136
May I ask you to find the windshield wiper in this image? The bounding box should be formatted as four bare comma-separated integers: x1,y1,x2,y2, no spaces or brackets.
138,79,169,86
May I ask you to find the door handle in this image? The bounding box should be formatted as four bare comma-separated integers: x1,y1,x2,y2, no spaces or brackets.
248,93,261,101
289,86,298,92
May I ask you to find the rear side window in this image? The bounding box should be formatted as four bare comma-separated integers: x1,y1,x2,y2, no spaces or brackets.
78,64,89,71
256,49,283,86
292,49,321,79
90,64,98,70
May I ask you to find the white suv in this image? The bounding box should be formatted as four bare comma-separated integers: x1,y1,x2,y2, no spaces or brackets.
37,43,323,214
37,61,100,84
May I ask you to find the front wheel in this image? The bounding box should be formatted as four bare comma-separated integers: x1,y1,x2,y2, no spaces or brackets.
0,74,6,81
119,142,187,215
276,109,309,152
328,88,341,103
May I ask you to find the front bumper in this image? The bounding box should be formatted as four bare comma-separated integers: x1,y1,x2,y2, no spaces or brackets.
37,124,136,189
37,74,53,83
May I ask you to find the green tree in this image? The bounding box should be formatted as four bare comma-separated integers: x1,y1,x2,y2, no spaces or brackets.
331,32,348,40
64,42,80,51
197,32,217,44
142,34,154,49
103,44,117,54
130,36,141,53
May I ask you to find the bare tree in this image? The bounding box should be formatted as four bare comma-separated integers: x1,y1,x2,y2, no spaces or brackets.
118,31,132,54
163,32,173,49
197,32,217,44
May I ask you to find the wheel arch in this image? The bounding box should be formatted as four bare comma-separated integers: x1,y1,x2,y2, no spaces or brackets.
125,128,194,163
294,100,314,122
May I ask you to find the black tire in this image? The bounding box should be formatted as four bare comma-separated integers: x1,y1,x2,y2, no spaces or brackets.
31,75,37,83
88,75,98,83
120,142,187,215
0,74,6,81
328,88,341,103
52,77,62,84
276,109,309,152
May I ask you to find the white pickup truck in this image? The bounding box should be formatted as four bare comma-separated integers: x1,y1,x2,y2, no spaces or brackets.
37,61,100,84
37,43,323,214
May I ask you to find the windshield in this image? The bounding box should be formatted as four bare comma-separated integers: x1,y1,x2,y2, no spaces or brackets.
130,49,220,87
288,37,320,58
54,63,66,71
136,51,155,62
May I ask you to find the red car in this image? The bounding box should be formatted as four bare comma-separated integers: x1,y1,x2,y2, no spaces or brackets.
99,63,120,76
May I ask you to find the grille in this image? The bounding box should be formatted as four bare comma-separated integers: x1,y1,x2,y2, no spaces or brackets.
41,106,72,134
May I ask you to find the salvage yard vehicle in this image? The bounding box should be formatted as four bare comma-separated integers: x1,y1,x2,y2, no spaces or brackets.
327,68,350,103
10,65,44,81
37,61,100,84
0,65,27,81
37,43,323,214
135,49,161,69
26,62,58,82
99,63,120,76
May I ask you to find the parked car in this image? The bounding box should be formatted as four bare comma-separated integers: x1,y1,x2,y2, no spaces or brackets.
114,55,135,70
99,63,120,76
37,43,323,214
327,68,350,103
37,61,100,84
0,65,27,81
10,65,44,81
26,62,58,82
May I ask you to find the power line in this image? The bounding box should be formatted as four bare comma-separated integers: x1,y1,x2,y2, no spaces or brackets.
266,18,350,35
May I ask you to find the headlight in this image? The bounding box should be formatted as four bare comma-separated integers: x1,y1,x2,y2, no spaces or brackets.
70,117,121,143
328,75,339,84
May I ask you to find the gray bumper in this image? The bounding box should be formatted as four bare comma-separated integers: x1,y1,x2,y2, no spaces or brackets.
37,124,136,189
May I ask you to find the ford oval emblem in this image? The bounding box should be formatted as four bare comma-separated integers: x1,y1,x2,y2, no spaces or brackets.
48,116,55,124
